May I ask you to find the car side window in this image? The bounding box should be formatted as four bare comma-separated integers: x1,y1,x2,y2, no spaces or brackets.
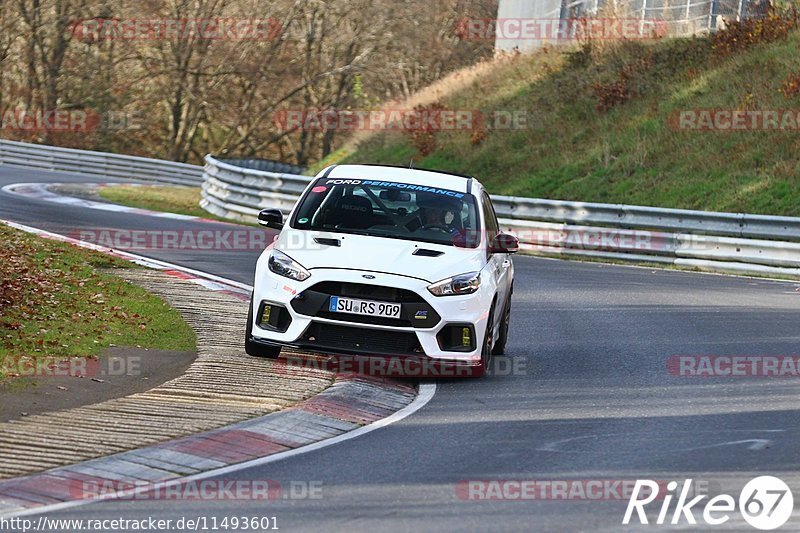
481,192,499,238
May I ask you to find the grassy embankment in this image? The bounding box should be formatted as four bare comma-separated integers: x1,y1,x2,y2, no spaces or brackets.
328,19,800,216
104,19,800,218
0,224,196,380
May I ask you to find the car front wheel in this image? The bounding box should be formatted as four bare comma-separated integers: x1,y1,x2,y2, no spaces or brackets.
492,298,511,356
476,304,496,377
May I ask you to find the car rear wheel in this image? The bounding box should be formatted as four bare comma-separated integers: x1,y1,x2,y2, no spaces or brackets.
245,294,281,359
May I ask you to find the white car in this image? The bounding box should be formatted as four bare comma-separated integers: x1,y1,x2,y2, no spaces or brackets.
246,164,518,377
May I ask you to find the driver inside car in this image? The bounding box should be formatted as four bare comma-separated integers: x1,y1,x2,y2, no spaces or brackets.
406,193,462,235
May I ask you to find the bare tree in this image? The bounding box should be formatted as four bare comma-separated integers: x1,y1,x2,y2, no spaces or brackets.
1,0,495,164
16,0,87,113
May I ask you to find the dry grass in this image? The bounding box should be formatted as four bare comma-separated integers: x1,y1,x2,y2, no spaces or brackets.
98,184,257,225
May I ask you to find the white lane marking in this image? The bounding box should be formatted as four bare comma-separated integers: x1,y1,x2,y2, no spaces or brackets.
4,182,144,211
538,434,598,453
4,384,437,518
680,439,772,451
153,212,198,220
0,219,438,519
2,182,204,221
531,251,800,285
539,430,785,454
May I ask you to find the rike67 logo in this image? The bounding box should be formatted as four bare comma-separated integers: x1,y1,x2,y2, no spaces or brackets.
623,476,794,530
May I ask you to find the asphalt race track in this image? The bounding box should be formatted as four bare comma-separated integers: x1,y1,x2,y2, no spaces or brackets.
2,166,800,532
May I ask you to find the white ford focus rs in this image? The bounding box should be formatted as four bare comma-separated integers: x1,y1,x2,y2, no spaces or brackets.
246,164,518,377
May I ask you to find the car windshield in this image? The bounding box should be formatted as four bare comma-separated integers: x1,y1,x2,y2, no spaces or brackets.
291,178,480,247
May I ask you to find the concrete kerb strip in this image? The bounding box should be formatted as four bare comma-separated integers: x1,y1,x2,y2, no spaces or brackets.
0,374,418,517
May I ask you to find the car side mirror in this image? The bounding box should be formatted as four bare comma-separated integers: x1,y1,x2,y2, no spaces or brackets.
489,232,519,254
258,208,284,230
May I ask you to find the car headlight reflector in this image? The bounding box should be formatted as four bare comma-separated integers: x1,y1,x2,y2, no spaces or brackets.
268,250,311,281
427,271,481,296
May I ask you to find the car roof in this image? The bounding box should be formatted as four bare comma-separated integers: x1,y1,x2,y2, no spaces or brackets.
320,164,475,194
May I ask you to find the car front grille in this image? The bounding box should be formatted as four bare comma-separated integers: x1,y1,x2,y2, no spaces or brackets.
300,322,423,356
310,281,425,303
291,281,440,328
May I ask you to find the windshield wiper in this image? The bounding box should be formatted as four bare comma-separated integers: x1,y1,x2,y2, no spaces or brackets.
311,227,372,237
309,226,458,247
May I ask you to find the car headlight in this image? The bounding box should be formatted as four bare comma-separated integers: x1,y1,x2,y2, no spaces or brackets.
268,250,311,281
427,271,481,296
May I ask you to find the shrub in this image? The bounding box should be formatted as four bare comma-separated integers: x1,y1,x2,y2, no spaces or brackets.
711,7,799,56
404,103,445,156
592,54,653,112
780,70,800,98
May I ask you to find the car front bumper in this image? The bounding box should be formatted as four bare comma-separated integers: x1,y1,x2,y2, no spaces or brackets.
250,266,493,364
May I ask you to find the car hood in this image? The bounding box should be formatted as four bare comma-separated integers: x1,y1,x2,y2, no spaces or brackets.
275,230,485,283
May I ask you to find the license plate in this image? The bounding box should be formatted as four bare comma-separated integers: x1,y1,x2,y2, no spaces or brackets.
329,296,401,319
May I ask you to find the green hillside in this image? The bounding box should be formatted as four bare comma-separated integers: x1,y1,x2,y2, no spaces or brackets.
337,15,800,216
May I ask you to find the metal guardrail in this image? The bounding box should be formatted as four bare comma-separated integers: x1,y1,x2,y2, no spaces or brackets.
7,142,793,278
492,197,800,242
201,155,800,277
200,155,310,219
216,157,306,176
0,139,203,186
